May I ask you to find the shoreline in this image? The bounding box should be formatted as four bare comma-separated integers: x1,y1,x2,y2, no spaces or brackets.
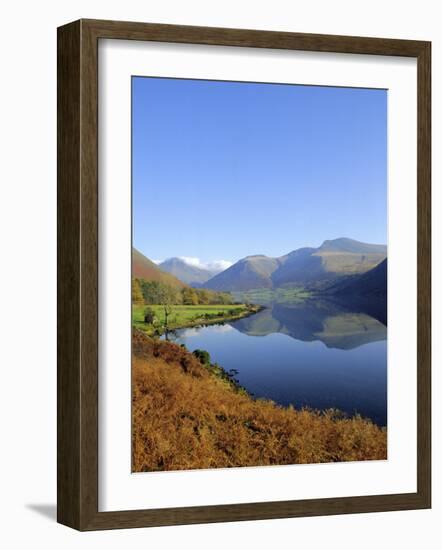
134,326,385,428
132,329,387,470
135,303,264,337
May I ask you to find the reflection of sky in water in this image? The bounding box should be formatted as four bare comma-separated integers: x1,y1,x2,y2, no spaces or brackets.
178,324,234,338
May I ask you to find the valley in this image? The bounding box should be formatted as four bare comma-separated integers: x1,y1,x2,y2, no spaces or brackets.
131,237,388,429
130,76,389,472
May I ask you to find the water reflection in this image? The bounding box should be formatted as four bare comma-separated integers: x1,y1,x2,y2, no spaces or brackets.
170,298,387,426
233,300,386,350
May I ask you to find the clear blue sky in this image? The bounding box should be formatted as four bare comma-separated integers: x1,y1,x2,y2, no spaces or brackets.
132,77,387,264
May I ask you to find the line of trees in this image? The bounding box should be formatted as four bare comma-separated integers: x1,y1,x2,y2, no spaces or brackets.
132,278,235,306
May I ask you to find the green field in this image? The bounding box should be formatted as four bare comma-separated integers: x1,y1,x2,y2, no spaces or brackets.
232,287,311,305
132,303,260,335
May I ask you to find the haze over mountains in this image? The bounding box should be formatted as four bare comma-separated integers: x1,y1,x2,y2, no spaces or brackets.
159,257,225,286
133,238,387,297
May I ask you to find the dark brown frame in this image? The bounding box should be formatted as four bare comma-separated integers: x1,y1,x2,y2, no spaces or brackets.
57,18,431,531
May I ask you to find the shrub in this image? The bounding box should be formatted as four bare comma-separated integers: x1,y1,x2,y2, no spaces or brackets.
193,349,211,365
143,307,156,324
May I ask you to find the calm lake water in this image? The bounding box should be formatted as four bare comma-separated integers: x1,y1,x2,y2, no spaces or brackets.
168,300,387,426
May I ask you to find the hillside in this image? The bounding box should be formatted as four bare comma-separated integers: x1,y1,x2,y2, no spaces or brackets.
320,259,387,324
272,239,386,288
205,255,282,291
159,257,217,286
204,238,387,292
271,247,325,286
132,330,387,471
132,248,186,288
325,258,387,298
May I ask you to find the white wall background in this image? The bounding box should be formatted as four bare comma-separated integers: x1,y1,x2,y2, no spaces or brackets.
0,1,440,548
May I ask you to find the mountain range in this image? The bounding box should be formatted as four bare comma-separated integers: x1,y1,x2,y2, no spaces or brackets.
205,238,386,292
133,238,387,299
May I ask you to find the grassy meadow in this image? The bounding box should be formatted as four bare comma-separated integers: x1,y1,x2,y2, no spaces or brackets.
132,330,387,471
132,303,261,335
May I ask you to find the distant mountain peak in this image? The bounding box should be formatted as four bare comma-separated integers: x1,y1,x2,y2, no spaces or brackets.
243,254,269,260
321,237,356,245
159,256,226,287
161,257,183,266
318,238,387,254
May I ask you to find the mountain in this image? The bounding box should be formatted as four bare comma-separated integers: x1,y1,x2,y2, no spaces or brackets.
271,247,324,286
318,238,387,255
272,238,387,288
132,248,186,288
205,238,387,292
322,259,387,324
205,255,282,291
325,258,387,298
159,257,220,287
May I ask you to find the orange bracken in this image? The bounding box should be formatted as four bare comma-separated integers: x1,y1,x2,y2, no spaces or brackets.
132,330,387,472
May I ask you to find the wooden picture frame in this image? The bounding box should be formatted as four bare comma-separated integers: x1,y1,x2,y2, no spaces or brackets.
57,18,431,530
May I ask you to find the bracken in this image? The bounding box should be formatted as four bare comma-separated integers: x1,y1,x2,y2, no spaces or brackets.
132,329,387,472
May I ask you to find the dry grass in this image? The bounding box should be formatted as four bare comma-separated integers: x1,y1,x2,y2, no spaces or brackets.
132,330,387,472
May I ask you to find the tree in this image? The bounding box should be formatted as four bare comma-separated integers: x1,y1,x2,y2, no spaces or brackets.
132,278,144,305
156,285,175,329
163,303,173,328
212,291,232,304
140,280,164,304
182,287,199,305
140,280,181,305
196,289,210,305
143,307,156,324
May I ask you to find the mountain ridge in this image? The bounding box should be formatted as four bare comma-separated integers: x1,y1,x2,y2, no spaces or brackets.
205,238,387,292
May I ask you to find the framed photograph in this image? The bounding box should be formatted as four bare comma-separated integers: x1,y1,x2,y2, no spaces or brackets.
57,19,431,530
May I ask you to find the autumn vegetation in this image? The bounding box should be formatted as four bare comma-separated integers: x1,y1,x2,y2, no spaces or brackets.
132,278,260,335
132,278,234,306
132,330,387,472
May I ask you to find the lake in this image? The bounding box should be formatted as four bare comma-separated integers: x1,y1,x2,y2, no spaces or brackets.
168,299,387,426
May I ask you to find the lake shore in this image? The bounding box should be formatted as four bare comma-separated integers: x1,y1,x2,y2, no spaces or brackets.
132,329,387,472
132,303,264,337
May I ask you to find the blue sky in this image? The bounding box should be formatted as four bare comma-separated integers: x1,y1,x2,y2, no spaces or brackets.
132,77,387,266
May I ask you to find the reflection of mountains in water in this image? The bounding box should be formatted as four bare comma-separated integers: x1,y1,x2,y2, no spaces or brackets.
230,299,387,350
